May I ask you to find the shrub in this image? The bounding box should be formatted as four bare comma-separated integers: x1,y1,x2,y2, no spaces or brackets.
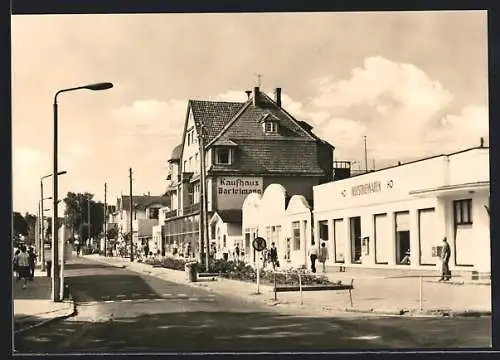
144,256,187,271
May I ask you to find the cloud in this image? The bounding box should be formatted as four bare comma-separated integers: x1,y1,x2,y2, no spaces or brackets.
276,56,487,164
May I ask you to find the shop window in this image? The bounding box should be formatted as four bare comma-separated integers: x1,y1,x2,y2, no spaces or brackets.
292,221,300,250
453,199,473,225
318,220,329,244
216,148,231,165
333,219,345,263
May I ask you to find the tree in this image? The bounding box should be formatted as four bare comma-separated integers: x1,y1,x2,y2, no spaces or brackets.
63,192,105,240
13,212,28,237
24,212,37,244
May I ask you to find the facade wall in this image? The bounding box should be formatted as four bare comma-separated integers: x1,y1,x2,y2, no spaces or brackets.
312,148,490,273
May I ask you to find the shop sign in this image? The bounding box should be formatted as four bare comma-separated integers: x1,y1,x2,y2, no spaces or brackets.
351,181,382,197
217,176,263,209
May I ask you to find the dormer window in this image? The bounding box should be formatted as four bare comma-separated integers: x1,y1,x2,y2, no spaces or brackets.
216,148,232,165
265,121,278,133
260,113,279,134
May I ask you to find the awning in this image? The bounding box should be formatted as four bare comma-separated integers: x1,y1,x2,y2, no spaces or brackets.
409,181,489,198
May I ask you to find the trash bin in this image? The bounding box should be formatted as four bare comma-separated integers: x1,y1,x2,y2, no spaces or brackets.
63,282,70,299
185,262,198,283
46,261,52,277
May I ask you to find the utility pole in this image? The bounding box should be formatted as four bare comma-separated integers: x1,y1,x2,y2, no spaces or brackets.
40,180,45,271
198,126,206,266
104,182,107,257
129,168,134,262
87,196,91,247
363,136,368,172
372,159,376,171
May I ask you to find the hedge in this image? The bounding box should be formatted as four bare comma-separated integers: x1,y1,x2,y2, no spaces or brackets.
143,257,340,286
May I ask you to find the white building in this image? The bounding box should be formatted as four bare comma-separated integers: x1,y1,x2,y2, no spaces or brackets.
312,145,490,275
242,184,312,267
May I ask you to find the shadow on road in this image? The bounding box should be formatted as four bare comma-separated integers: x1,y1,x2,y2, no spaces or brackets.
66,274,163,302
14,310,491,353
64,263,113,271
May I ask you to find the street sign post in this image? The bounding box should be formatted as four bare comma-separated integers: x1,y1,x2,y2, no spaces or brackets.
252,237,266,294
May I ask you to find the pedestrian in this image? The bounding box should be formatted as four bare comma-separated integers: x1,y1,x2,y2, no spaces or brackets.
17,245,31,289
28,247,37,281
13,249,21,281
318,242,329,273
308,242,318,273
439,237,451,281
222,245,229,261
269,242,279,270
185,243,191,259
234,244,241,262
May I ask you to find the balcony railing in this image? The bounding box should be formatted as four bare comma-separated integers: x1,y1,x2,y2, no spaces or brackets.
183,202,201,215
164,209,178,219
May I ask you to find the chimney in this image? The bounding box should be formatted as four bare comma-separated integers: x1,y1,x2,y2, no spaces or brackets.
274,87,282,107
253,87,260,107
245,90,252,99
480,137,485,148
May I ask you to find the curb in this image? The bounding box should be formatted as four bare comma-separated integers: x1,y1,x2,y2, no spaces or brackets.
14,298,77,336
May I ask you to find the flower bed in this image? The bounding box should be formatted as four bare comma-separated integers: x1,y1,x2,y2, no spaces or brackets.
143,257,341,286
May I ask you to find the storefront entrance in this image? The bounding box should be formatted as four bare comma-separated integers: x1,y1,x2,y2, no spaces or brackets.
349,217,361,263
395,211,410,265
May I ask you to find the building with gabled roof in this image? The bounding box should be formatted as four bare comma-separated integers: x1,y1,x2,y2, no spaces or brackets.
162,86,345,259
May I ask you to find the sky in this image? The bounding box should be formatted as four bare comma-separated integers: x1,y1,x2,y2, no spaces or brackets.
11,11,489,215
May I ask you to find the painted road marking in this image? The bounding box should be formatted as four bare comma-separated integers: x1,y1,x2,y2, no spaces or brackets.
188,298,199,301
350,335,380,340
162,293,172,297
177,294,188,297
117,294,126,298
122,299,133,302
104,300,114,304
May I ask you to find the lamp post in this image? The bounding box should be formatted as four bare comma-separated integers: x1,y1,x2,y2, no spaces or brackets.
40,171,67,271
52,82,113,302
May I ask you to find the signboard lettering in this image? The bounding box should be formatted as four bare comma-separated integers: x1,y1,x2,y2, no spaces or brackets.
351,181,381,197
217,176,263,209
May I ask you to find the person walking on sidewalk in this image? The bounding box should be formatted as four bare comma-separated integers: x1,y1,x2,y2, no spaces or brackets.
13,249,21,281
439,237,451,281
308,242,318,273
318,242,329,273
269,242,279,270
17,245,31,289
28,247,37,281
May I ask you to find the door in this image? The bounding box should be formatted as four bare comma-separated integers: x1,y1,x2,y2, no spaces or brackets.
395,211,410,265
374,214,390,264
418,208,437,265
349,217,361,263
333,219,345,263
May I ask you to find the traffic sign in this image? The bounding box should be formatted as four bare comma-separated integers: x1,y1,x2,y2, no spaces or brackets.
252,237,267,252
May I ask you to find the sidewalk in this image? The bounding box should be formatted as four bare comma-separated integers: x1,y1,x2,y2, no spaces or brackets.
13,269,75,334
86,255,491,318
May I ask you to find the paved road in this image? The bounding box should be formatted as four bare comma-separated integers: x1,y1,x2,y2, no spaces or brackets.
14,257,491,352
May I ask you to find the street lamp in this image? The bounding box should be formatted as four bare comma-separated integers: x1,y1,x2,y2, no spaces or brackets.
52,82,113,302
40,172,67,271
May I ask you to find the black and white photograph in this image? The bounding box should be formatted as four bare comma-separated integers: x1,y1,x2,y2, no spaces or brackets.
11,10,492,353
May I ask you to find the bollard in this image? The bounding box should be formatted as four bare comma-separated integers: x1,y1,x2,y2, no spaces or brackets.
419,276,423,311
298,272,303,305
274,271,277,301
349,278,354,308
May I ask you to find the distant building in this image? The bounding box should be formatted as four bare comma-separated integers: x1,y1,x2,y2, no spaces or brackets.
109,194,169,250
162,86,343,258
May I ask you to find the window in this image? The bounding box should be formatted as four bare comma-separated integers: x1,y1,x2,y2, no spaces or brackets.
453,199,472,225
292,221,300,250
148,208,159,220
216,148,231,165
183,160,187,171
264,121,278,133
318,220,329,244
187,132,191,146
189,156,193,171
